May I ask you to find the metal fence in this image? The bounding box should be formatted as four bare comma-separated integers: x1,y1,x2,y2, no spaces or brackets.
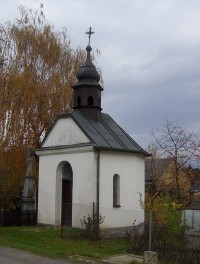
126,222,200,263
185,233,200,250
154,246,200,264
140,210,200,263
0,209,37,226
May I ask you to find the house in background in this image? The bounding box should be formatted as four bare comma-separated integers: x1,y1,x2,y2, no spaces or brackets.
36,34,148,229
145,157,191,200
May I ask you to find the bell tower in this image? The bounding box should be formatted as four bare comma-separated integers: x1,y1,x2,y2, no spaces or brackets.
72,27,103,121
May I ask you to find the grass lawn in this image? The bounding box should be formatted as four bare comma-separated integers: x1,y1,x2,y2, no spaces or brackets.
0,226,126,260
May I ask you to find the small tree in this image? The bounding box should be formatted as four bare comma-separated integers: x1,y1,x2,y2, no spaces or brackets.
81,213,105,241
151,120,200,201
146,195,185,248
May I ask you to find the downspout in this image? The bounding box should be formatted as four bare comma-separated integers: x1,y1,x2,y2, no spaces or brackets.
96,149,100,225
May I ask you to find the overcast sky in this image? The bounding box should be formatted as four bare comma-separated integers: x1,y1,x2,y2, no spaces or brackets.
1,0,200,149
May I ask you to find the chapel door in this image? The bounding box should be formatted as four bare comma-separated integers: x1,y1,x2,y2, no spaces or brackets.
61,162,73,226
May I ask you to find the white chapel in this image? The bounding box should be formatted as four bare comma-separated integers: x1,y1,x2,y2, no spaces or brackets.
36,30,148,229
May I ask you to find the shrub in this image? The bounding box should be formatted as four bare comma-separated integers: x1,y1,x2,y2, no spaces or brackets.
125,220,148,253
126,195,187,254
81,213,105,241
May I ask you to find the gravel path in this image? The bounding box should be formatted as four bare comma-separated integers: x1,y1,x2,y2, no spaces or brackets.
0,247,73,264
0,246,142,264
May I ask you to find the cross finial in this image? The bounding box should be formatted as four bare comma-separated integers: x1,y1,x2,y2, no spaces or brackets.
85,27,95,45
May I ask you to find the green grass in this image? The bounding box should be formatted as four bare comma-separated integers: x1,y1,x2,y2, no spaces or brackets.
0,226,126,260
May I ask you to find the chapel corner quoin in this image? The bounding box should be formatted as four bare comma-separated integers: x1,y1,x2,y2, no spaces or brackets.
35,28,149,230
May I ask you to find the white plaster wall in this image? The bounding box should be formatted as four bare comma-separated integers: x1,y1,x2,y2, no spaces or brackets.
37,147,97,226
37,145,145,228
37,155,56,225
42,118,90,147
99,151,145,228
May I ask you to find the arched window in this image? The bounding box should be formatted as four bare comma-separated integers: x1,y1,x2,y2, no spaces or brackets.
87,96,94,106
77,96,81,107
113,174,120,207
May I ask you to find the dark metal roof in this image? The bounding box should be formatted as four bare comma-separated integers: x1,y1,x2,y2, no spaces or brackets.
56,110,148,156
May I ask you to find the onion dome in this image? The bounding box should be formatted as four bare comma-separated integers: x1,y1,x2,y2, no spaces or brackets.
74,45,100,87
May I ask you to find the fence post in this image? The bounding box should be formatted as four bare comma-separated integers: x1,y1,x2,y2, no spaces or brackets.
183,209,185,227
92,202,95,232
149,210,152,251
1,209,4,226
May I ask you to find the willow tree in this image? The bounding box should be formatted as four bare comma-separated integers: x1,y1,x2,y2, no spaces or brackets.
0,5,85,209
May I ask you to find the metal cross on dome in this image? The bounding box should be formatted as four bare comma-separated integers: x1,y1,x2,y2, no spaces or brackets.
85,27,95,45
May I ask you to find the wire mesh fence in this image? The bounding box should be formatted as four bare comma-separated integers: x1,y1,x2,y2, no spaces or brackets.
0,209,37,226
132,209,200,263
125,221,200,263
